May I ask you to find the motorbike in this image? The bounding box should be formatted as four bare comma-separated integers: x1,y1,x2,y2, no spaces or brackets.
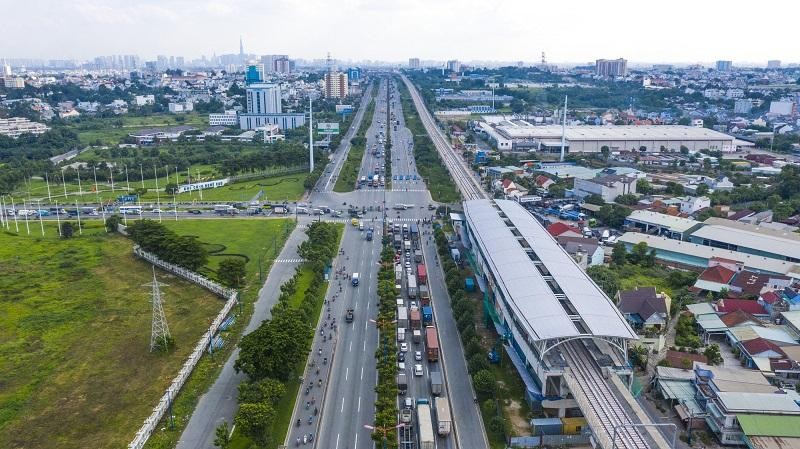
296,419,301,427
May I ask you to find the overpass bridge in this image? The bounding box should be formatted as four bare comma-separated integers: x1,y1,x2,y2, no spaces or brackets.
404,75,672,449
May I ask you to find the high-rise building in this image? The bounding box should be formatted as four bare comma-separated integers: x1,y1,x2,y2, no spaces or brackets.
324,72,349,99
274,56,291,73
261,55,290,73
246,64,264,83
767,60,781,69
446,60,460,73
2,60,11,77
716,60,733,71
595,58,628,77
347,67,361,82
408,58,420,69
734,99,753,114
246,83,282,114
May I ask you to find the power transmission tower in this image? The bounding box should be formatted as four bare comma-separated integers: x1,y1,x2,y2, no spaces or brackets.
145,267,171,352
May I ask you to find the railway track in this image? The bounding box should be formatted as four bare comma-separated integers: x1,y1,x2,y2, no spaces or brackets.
562,341,650,449
400,76,487,202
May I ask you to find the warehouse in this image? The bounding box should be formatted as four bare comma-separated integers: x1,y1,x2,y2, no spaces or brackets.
486,124,736,153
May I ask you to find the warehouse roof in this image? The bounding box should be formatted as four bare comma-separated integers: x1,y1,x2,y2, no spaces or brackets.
495,124,736,142
464,199,636,341
717,391,800,414
626,210,701,233
691,217,800,260
617,233,799,276
738,415,800,438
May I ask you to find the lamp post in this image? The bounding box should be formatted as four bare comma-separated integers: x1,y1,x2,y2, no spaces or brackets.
364,423,404,449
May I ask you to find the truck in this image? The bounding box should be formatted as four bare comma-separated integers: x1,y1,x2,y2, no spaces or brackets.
430,371,443,396
407,274,418,298
414,250,423,263
397,306,408,329
417,401,435,449
434,396,452,436
417,264,428,284
366,229,374,241
352,272,360,286
397,327,406,342
394,265,403,283
214,204,237,215
410,223,419,239
402,223,409,236
403,240,411,252
413,329,422,344
346,308,354,323
425,326,439,362
419,285,430,305
422,306,433,325
397,373,408,396
400,407,413,423
409,309,421,329
393,233,402,249
372,174,379,187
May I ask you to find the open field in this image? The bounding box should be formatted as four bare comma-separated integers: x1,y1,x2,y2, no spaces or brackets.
8,171,308,205
72,113,209,145
0,226,222,449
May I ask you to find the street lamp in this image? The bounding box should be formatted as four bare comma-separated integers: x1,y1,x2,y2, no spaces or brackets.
364,423,405,449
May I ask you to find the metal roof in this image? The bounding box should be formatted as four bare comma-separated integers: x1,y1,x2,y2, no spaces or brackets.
691,218,800,260
626,210,701,233
738,415,800,438
618,233,798,275
464,199,637,341
495,124,736,142
717,391,800,414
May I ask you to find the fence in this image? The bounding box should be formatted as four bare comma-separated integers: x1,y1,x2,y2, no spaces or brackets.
228,165,308,183
127,245,238,449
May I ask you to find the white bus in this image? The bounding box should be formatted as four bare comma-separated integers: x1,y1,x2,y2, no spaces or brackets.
119,205,143,215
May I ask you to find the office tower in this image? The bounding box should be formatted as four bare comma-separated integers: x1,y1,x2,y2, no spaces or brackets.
446,60,460,73
716,60,733,71
595,58,628,76
767,60,781,69
408,58,420,69
323,72,349,99
246,83,282,114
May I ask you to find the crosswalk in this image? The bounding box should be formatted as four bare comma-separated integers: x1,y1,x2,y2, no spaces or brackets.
390,188,427,192
274,258,305,263
305,217,426,225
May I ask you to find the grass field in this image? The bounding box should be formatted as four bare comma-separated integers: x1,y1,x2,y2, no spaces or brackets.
10,171,309,204
0,226,223,449
73,113,209,145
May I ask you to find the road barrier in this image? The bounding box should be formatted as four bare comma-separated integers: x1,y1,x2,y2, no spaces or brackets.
128,245,238,449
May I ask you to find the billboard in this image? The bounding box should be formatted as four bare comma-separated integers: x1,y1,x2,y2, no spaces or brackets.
335,104,354,114
317,122,340,135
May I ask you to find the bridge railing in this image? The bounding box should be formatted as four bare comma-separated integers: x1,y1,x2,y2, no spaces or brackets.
127,245,238,449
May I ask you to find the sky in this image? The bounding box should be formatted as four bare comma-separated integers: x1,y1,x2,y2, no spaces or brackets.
2,0,797,65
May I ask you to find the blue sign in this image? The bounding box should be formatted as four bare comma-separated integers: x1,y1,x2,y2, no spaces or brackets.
118,194,138,203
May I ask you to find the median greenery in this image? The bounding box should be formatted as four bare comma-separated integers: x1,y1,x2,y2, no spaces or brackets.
333,94,375,192
231,222,342,448
372,242,400,448
397,80,459,203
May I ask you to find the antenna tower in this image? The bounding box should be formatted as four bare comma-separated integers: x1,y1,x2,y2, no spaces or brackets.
541,51,546,65
145,267,171,352
326,52,333,72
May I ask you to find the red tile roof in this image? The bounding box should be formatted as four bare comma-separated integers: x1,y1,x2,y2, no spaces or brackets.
715,298,767,315
699,265,736,284
720,310,765,327
546,222,580,237
760,290,782,305
664,350,707,368
741,338,786,358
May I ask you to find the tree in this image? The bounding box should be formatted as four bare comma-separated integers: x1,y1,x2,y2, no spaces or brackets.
238,378,286,405
611,242,627,266
587,265,620,298
695,183,709,196
105,214,121,232
235,308,312,381
548,184,566,198
600,145,610,160
60,221,75,239
584,194,605,205
218,257,247,288
214,420,231,449
614,194,638,206
680,145,689,155
629,241,650,265
164,182,178,194
704,344,723,365
636,178,652,195
234,402,276,446
473,369,496,395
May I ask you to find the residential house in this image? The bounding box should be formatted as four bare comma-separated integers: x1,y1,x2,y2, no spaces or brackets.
556,236,604,268
616,287,671,332
573,174,637,203
534,175,555,190
680,196,711,215
546,222,582,238
694,265,737,293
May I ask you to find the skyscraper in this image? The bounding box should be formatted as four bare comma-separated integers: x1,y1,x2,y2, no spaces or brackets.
408,58,420,69
446,60,460,73
595,58,628,77
716,60,733,71
767,60,781,69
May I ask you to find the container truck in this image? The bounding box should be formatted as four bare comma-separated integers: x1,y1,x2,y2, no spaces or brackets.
425,326,439,362
397,306,408,329
403,240,411,252
395,265,403,283
407,274,418,298
409,309,421,329
422,306,433,325
397,373,407,395
414,250,423,263
417,264,427,284
412,329,422,344
417,401,435,449
397,327,406,342
419,285,430,305
434,396,452,436
429,371,443,396
410,223,419,239
352,272,360,286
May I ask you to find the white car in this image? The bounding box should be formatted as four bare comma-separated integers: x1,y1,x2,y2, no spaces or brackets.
398,362,406,371
400,342,408,352
414,364,423,377
405,261,411,269
414,351,422,361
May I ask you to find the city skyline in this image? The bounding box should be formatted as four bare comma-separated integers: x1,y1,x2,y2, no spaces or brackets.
1,0,797,65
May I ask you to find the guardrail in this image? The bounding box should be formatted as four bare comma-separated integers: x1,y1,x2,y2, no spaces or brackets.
127,245,238,449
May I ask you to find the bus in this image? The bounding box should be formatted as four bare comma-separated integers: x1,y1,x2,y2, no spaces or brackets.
119,205,143,215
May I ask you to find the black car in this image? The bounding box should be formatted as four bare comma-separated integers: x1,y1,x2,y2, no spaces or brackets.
187,209,202,215
397,351,406,362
